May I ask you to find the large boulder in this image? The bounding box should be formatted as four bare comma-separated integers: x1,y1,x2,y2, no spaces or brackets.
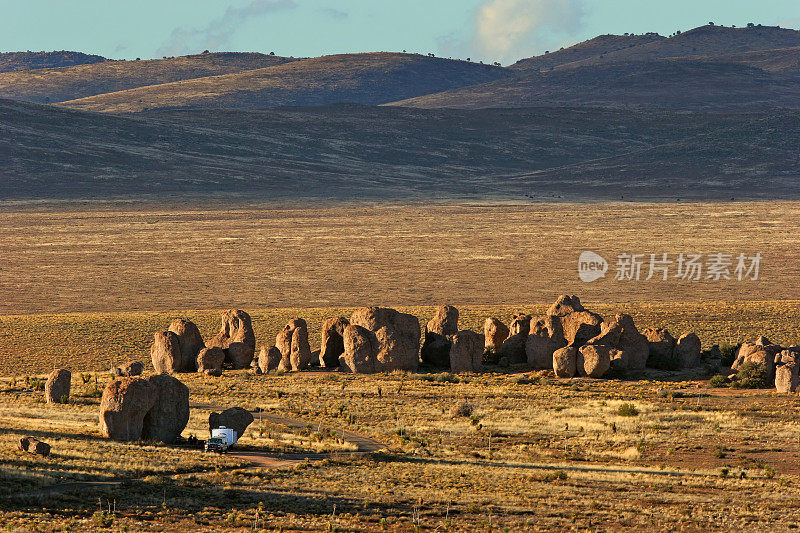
340,324,378,373
421,305,459,368
775,351,799,393
509,314,532,336
643,328,678,369
45,369,71,404
142,374,190,444
114,361,144,377
553,346,578,378
197,347,225,375
319,317,349,368
151,331,183,374
257,345,283,373
449,330,483,373
168,319,204,372
577,345,615,378
348,307,420,372
99,378,158,441
549,296,602,346
502,314,533,364
483,317,509,356
526,316,567,369
676,333,702,369
209,407,254,440
207,309,256,370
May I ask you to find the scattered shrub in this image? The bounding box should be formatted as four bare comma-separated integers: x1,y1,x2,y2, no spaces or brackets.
708,374,730,388
719,343,741,367
617,403,639,417
731,362,770,389
450,401,474,418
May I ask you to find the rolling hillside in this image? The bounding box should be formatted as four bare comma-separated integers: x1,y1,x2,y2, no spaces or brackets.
57,53,512,113
0,52,297,103
390,60,800,110
510,34,664,71
515,24,800,72
0,50,106,72
2,98,798,201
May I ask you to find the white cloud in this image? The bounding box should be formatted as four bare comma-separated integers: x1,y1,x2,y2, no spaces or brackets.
471,0,586,64
157,0,297,57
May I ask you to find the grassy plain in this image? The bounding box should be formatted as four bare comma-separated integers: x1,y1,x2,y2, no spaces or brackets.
4,370,800,531
3,200,800,530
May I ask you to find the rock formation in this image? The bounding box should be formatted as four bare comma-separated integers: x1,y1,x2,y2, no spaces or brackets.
483,317,509,359
209,407,254,439
168,318,204,372
142,374,190,444
151,330,183,374
449,330,483,373
257,345,283,373
341,307,420,373
45,368,71,404
206,309,256,369
197,347,225,375
99,377,157,441
275,318,312,371
421,305,459,368
319,317,349,368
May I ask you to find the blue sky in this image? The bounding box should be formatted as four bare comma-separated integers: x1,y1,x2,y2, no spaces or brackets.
2,0,799,65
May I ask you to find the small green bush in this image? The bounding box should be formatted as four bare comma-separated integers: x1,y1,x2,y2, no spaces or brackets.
617,403,639,417
731,362,770,389
708,374,730,388
720,343,741,367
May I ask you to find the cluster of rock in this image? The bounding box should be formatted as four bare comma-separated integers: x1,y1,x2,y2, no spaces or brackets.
732,336,800,392
113,361,144,377
99,374,189,443
481,295,704,379
18,436,51,457
151,310,256,376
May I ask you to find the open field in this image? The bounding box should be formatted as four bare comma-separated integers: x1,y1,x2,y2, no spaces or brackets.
4,369,800,530
2,201,800,315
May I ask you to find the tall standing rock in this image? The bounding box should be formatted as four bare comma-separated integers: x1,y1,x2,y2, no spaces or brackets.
483,317,509,357
553,346,578,378
612,314,650,371
346,307,420,372
421,305,459,368
340,324,378,373
547,295,602,346
503,314,532,364
99,378,157,441
168,319,204,372
151,331,183,374
207,309,256,370
526,316,566,369
775,351,799,393
275,318,311,371
449,330,483,373
45,368,71,404
142,374,190,444
319,317,349,368
676,333,702,369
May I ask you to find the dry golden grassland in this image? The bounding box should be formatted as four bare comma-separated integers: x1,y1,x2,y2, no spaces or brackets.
2,200,800,531
2,201,799,314
4,370,800,531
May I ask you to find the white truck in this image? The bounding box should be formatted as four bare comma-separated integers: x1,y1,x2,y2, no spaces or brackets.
204,427,238,453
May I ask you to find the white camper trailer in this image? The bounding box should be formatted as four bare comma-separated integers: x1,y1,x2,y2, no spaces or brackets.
204,426,238,453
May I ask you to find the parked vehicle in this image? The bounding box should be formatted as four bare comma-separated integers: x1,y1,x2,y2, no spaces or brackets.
204,426,238,453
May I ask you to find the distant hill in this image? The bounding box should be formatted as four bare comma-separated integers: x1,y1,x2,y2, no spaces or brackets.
0,52,297,104
2,98,798,201
390,59,800,110
510,34,664,71
0,50,106,73
57,53,512,113
693,46,800,73
553,24,800,69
